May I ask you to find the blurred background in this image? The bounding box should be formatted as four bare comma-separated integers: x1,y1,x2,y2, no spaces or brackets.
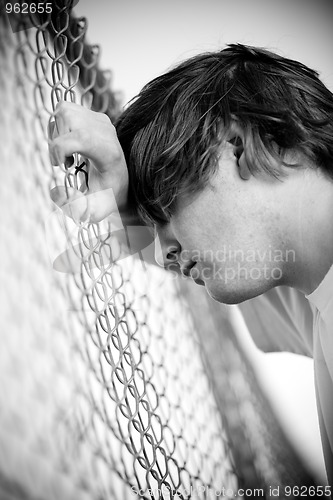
74,0,333,483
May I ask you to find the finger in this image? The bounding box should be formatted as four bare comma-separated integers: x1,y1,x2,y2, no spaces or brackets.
47,119,57,140
49,127,107,167
49,132,84,166
54,101,87,132
48,119,61,165
54,102,70,137
49,102,73,164
48,119,74,168
50,186,89,223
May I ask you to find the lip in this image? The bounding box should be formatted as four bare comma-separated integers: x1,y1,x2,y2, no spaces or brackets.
180,261,196,277
189,265,205,286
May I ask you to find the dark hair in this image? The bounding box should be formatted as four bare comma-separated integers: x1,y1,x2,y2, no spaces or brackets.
116,43,333,225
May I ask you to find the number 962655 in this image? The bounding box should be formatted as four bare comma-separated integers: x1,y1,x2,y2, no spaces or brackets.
6,2,52,14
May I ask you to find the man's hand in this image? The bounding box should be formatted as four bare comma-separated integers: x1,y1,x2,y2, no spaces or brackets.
48,101,129,223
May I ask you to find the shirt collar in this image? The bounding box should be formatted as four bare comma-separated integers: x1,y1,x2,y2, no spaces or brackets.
306,264,333,313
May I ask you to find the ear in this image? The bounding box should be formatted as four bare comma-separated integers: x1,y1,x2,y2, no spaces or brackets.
227,133,252,181
238,149,252,180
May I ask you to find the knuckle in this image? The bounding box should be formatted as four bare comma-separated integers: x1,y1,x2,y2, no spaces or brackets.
55,100,66,113
114,143,125,163
100,111,112,124
108,119,116,132
55,100,72,118
91,109,112,125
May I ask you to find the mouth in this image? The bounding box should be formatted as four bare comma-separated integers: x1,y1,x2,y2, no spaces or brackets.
189,264,205,286
180,261,195,277
180,261,205,286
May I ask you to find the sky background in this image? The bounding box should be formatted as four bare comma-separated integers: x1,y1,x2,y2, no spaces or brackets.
75,0,333,104
74,0,333,482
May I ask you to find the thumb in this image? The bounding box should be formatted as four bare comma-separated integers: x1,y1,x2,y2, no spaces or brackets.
50,186,89,223
50,186,120,223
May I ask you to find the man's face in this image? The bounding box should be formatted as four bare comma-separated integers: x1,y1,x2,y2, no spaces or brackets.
155,142,291,304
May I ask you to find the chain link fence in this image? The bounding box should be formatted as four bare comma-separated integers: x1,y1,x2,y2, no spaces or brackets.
0,1,316,498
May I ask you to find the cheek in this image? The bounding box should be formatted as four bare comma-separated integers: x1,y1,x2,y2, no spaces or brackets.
202,254,283,304
173,186,271,259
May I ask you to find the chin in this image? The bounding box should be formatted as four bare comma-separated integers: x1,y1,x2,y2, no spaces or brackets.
206,281,267,305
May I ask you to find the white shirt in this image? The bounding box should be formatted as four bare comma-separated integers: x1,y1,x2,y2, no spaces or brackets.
239,265,333,486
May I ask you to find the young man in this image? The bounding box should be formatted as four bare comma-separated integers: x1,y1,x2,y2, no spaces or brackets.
49,44,333,486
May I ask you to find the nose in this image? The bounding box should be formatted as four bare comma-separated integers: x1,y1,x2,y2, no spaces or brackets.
154,224,181,270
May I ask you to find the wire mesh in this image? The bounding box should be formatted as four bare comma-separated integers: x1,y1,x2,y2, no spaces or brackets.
0,2,316,499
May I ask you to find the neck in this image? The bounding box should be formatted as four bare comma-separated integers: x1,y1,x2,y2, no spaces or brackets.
282,167,333,295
